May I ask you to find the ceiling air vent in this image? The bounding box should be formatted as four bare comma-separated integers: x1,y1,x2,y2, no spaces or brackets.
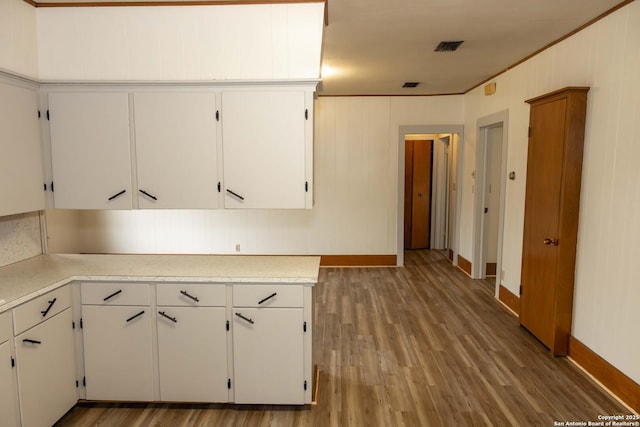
402,82,420,88
435,41,464,52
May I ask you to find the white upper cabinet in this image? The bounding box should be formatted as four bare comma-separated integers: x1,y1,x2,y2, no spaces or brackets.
134,92,220,209
222,89,312,209
0,81,44,217
48,92,132,209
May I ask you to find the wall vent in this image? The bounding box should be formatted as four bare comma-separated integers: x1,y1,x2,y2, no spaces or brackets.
435,41,464,52
402,82,420,88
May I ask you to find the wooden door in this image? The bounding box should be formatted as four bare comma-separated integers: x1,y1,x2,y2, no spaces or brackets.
520,87,588,355
404,139,433,249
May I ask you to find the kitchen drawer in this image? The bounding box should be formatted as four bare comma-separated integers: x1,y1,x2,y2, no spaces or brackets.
13,286,71,335
81,282,150,306
0,311,11,344
156,283,226,307
233,284,303,308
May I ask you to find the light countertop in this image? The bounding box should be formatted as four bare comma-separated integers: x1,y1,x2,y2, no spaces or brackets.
0,254,320,313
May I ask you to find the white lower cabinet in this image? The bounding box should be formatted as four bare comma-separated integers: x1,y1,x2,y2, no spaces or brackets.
82,305,154,401
15,308,77,427
233,307,305,404
0,310,19,427
157,306,228,402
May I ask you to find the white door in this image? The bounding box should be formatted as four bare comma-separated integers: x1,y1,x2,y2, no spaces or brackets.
134,92,220,209
157,307,228,402
48,92,132,209
15,309,77,427
82,305,154,401
232,308,304,404
0,82,45,217
0,341,19,427
222,90,307,209
482,126,503,277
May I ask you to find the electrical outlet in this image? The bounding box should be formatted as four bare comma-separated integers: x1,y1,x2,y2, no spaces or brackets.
235,244,241,253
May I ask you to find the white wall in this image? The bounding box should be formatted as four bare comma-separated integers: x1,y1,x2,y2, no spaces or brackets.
36,3,324,81
50,96,463,255
461,1,640,384
0,0,39,78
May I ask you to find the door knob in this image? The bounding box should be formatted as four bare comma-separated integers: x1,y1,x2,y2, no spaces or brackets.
543,238,559,246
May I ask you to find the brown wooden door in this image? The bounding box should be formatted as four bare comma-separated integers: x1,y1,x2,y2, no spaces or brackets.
520,98,566,347
520,87,588,356
404,139,433,249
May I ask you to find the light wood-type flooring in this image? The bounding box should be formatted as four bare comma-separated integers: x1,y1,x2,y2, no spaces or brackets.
55,250,628,426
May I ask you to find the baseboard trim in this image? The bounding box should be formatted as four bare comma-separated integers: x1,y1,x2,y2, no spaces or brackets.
568,337,640,413
498,284,520,315
457,255,472,276
319,255,397,266
448,249,454,261
486,262,497,276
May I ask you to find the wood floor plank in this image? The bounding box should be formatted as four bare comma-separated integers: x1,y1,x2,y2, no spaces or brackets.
55,250,631,427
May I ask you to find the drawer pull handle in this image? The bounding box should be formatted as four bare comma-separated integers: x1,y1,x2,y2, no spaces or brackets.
139,189,158,201
41,298,57,317
180,290,200,302
23,339,42,345
226,189,245,201
103,290,123,301
108,189,126,201
235,312,254,325
126,310,145,323
158,311,177,323
258,292,277,305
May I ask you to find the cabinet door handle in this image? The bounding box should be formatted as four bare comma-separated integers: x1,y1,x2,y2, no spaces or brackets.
180,290,200,302
40,298,57,317
103,289,122,301
258,292,277,305
226,189,245,201
139,189,158,201
22,339,42,345
158,311,177,323
235,312,254,324
126,310,145,323
108,190,126,201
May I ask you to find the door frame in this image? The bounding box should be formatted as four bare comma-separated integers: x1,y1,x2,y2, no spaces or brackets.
472,110,509,297
397,125,464,266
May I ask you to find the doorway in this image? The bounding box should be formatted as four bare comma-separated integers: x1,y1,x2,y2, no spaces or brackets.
472,111,508,297
396,125,464,266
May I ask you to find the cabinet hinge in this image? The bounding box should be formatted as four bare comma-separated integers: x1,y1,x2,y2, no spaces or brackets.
11,357,15,368
46,110,50,121
218,182,221,193
216,110,220,121
51,181,54,192
43,183,47,192
80,318,83,329
226,320,229,331
305,181,308,192
83,376,86,387
227,379,231,390
303,321,307,332
72,321,75,329
305,109,308,120
76,380,79,388
38,110,41,119
304,380,307,391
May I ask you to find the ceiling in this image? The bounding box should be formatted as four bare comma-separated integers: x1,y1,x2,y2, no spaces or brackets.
320,0,627,95
28,0,629,95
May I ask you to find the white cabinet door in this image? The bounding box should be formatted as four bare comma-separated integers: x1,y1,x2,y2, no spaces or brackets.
0,81,44,216
232,307,304,404
222,90,309,209
134,92,220,209
82,305,153,401
0,341,19,427
157,307,228,402
15,308,77,427
48,92,132,209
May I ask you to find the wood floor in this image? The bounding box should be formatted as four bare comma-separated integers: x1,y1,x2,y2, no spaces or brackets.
55,250,628,426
